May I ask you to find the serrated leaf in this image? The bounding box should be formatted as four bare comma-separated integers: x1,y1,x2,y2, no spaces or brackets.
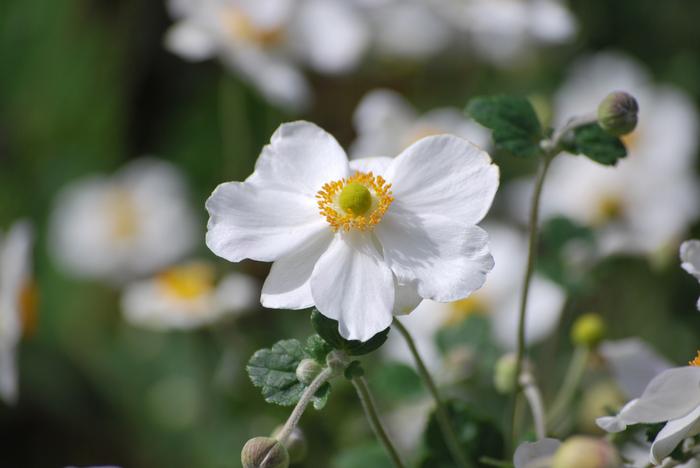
568,123,627,165
305,334,333,363
312,382,331,410
310,310,390,356
466,95,543,158
247,339,306,406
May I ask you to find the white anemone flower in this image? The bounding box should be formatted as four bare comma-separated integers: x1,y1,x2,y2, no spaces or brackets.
165,0,369,110
49,158,198,284
0,221,34,405
350,89,490,160
681,239,700,310
122,261,258,331
597,363,700,465
383,223,565,367
205,121,499,341
509,52,700,256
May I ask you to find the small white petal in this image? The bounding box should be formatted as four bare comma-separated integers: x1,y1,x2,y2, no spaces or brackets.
261,229,334,309
386,135,499,225
597,415,628,433
514,438,561,468
376,207,494,302
206,182,326,262
164,21,217,61
651,405,700,464
393,279,422,316
247,121,349,197
349,157,393,175
680,240,700,280
310,233,394,342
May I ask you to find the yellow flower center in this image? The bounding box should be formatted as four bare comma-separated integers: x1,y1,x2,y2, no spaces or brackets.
621,130,639,152
316,172,393,232
594,195,623,224
107,189,138,241
689,350,700,367
19,280,38,337
222,9,285,47
445,295,487,325
157,263,215,300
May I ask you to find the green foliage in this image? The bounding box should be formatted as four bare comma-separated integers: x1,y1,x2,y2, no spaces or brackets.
247,339,330,408
343,360,365,380
370,362,424,402
420,399,505,467
305,334,334,363
310,310,390,356
333,443,391,468
564,123,627,165
466,95,543,158
538,216,597,292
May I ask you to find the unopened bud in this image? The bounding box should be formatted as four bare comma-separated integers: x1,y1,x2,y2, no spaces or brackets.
571,313,606,348
295,359,322,385
597,91,638,136
552,436,620,468
494,353,518,394
241,437,289,468
272,426,307,463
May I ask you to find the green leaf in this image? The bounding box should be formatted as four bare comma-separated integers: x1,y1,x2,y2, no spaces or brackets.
567,123,627,165
313,382,331,410
305,334,333,363
310,310,390,356
466,95,543,158
344,360,365,380
333,443,391,468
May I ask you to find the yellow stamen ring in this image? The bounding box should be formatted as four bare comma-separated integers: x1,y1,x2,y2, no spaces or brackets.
316,172,393,232
689,350,700,367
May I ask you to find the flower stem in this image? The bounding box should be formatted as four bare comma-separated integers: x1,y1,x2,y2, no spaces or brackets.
393,318,469,468
520,370,547,440
351,376,406,468
276,366,334,445
547,345,589,433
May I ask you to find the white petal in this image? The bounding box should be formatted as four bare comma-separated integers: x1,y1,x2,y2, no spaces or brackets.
651,405,700,464
528,0,577,43
615,367,700,426
215,272,260,312
349,157,393,175
247,121,349,197
386,135,499,225
393,279,422,315
681,240,700,280
261,229,334,309
164,21,217,61
0,343,18,405
514,438,561,468
206,182,326,262
599,338,672,398
350,89,415,158
293,0,368,73
310,233,394,341
376,207,494,302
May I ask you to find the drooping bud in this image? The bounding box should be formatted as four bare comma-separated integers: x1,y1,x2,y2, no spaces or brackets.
494,353,518,394
272,426,308,464
597,91,639,136
551,436,620,468
571,313,606,348
241,437,289,468
295,358,323,385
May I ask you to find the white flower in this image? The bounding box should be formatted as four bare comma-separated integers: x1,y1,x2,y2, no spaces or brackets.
205,121,499,341
165,0,369,110
121,261,258,330
0,221,34,405
509,52,700,256
513,438,561,468
597,364,700,465
49,158,198,283
350,89,490,160
600,338,672,398
383,223,565,367
681,239,700,310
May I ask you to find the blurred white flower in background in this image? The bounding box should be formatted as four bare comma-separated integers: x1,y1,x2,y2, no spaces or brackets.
0,221,34,405
206,121,498,341
680,240,700,310
510,52,700,257
49,158,198,284
599,338,672,399
513,438,561,468
121,261,258,330
383,223,566,368
350,89,489,159
165,0,369,110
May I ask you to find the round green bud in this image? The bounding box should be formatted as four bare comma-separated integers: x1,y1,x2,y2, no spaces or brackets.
494,353,518,394
295,358,323,386
339,182,372,215
241,437,289,468
571,313,606,348
272,426,307,464
597,91,639,136
552,436,620,468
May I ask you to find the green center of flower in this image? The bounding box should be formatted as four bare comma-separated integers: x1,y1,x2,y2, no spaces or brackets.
338,182,372,215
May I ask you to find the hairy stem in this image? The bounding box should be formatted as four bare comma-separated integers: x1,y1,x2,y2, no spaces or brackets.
393,318,469,468
352,376,406,468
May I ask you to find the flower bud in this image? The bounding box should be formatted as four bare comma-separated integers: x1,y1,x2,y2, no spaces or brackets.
241,437,289,468
295,358,322,385
597,91,639,136
551,436,620,468
571,313,606,348
494,353,518,394
272,426,307,463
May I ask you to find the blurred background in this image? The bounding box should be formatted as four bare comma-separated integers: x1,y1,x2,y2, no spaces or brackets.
1,0,699,467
